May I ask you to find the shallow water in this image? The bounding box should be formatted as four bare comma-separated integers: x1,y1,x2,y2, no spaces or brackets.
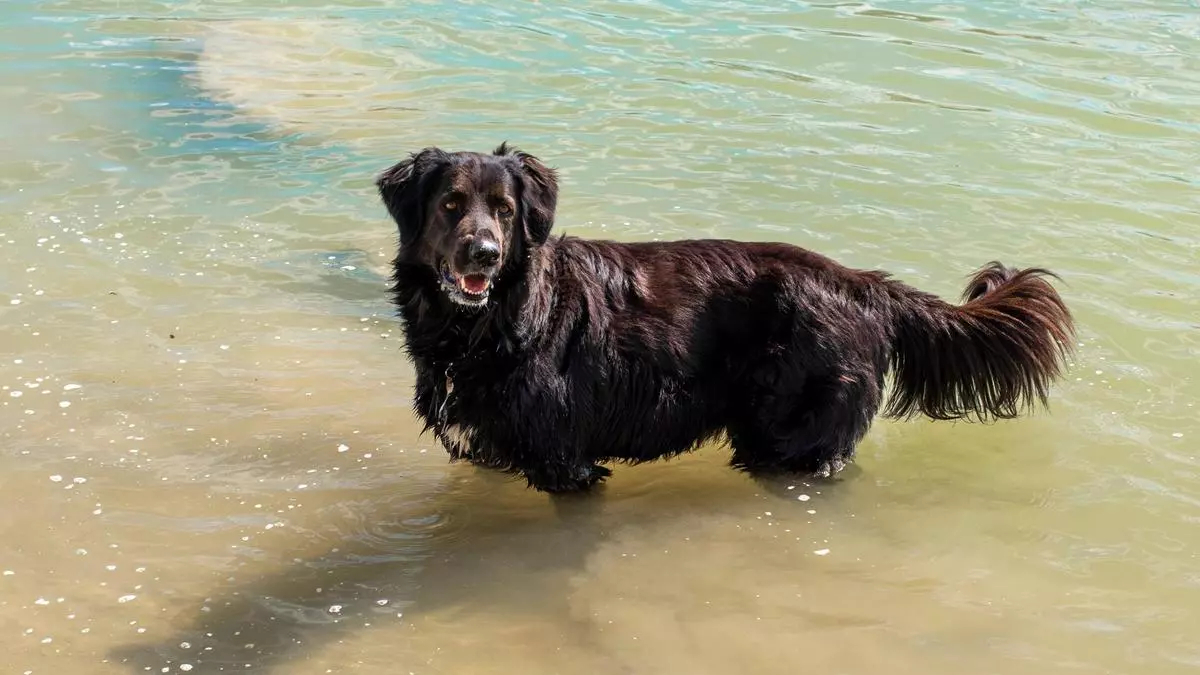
2,1,1198,673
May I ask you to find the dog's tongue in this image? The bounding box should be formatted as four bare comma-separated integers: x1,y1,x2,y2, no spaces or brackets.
460,274,489,295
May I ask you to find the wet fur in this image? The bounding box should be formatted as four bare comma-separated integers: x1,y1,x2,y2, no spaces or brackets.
377,144,1076,493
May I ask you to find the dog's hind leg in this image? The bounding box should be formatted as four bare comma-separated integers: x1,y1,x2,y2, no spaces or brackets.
728,373,880,479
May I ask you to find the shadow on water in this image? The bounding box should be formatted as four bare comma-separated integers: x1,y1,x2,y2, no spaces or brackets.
108,457,849,673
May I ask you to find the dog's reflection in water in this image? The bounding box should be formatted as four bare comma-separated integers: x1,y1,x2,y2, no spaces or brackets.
109,456,816,673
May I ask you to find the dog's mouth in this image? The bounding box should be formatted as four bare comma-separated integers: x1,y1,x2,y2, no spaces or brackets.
439,259,493,307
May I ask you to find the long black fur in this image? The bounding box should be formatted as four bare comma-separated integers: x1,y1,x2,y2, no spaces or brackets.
377,144,1076,493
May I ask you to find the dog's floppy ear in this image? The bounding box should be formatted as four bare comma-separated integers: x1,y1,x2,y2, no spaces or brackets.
376,147,450,246
495,142,558,245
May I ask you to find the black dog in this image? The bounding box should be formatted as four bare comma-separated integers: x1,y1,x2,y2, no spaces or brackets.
377,144,1075,494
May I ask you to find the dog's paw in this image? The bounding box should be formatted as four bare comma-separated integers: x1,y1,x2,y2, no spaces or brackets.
813,456,849,479
529,464,612,494
576,463,611,480
567,463,611,491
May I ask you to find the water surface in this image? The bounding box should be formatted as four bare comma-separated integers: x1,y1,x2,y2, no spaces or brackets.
2,1,1198,673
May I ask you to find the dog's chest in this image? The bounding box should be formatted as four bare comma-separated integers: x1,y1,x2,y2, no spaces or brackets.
444,359,524,407
441,352,570,435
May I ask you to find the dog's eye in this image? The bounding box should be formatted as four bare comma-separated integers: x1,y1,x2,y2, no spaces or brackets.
443,201,458,211
497,203,513,216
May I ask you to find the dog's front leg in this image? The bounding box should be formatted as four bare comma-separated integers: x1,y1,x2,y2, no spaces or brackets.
517,457,612,494
414,362,476,461
411,362,443,433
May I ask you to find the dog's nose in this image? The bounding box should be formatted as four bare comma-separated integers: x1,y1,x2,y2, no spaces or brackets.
468,239,501,266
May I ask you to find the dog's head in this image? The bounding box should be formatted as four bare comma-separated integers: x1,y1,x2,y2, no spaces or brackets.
377,143,558,308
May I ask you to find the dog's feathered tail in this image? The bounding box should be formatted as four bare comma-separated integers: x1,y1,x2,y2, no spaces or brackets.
882,262,1075,422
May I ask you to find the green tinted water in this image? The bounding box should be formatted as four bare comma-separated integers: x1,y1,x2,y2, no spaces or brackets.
2,1,1198,673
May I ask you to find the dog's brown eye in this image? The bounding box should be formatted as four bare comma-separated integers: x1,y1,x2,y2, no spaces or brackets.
497,203,513,216
443,201,458,211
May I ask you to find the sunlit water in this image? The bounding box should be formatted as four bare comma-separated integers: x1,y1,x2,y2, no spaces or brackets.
2,1,1198,673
